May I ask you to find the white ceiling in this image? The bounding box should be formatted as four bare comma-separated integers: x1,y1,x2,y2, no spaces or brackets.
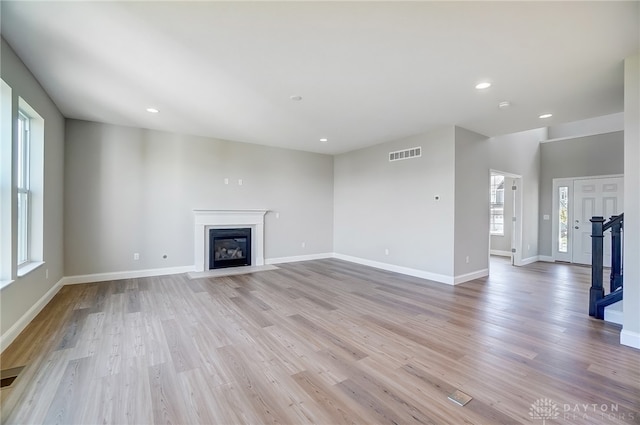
1,1,638,154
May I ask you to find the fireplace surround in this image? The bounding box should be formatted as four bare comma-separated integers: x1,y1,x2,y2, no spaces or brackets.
193,209,267,272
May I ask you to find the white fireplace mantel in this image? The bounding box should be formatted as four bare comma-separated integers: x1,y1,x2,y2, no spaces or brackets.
194,209,268,272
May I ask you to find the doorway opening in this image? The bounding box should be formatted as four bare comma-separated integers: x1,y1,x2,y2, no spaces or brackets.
489,170,523,269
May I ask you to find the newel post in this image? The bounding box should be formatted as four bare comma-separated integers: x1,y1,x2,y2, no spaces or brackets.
589,216,605,317
609,215,623,292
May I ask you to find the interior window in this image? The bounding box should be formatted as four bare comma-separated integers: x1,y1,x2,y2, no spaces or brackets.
490,174,505,235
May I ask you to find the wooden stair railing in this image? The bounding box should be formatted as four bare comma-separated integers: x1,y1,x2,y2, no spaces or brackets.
589,213,623,319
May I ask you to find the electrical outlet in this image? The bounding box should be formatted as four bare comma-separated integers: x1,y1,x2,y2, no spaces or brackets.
224,178,229,185
465,256,470,264
238,179,243,186
133,253,140,260
45,269,49,279
275,212,280,219
301,242,306,248
385,248,389,255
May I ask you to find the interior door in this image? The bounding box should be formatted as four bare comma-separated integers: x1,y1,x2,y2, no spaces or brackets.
572,177,623,265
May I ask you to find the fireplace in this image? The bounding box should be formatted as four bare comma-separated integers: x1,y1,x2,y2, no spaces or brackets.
209,228,251,269
193,209,267,272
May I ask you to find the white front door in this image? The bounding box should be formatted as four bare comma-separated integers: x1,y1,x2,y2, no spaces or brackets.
572,177,623,265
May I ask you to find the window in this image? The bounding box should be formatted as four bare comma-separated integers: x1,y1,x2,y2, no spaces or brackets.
17,111,30,265
16,97,44,275
558,186,569,253
490,174,505,235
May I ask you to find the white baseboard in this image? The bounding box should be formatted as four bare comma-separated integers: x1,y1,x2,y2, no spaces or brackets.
519,256,539,266
538,255,555,263
333,253,456,285
490,250,511,257
604,300,623,325
620,329,640,350
1,279,63,353
454,269,489,284
265,253,333,265
60,265,195,285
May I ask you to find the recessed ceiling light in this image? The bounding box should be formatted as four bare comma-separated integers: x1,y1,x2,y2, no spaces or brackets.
475,82,491,90
290,95,303,101
539,113,553,119
146,107,159,113
320,138,328,143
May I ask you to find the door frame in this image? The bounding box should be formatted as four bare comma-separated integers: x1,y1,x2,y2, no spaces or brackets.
489,169,523,267
552,174,623,263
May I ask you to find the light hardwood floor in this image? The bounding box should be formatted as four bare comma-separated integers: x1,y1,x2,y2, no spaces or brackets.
1,257,638,424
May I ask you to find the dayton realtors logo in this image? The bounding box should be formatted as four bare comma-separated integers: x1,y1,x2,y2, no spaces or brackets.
530,397,635,423
530,398,560,424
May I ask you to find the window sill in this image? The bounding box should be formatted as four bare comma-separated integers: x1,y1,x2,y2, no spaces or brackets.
0,279,15,290
17,261,45,278
490,233,505,237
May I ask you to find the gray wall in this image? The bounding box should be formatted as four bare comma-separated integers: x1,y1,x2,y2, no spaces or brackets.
489,128,545,262
0,38,65,336
64,120,334,276
538,131,624,257
334,127,456,278
453,127,490,276
547,113,623,140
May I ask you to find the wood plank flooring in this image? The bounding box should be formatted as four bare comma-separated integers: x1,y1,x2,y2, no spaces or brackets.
1,257,638,424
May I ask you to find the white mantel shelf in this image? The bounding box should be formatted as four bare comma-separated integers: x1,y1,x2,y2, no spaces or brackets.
194,209,268,272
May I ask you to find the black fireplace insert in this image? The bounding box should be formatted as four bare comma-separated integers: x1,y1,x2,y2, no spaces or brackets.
209,228,251,269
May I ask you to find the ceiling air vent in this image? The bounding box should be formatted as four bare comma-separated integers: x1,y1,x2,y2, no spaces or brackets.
389,147,421,162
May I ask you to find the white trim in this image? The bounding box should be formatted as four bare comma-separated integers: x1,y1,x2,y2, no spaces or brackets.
490,250,512,257
538,255,555,262
266,253,333,264
216,251,489,286
552,174,624,264
0,279,15,290
60,265,194,285
17,261,45,277
620,329,640,350
552,178,573,263
490,170,523,268
194,209,267,272
453,269,488,285
603,301,623,325
333,253,455,285
569,173,625,181
519,256,539,266
1,278,63,353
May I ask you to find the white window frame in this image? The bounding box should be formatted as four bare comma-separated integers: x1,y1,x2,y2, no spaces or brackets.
17,110,30,266
16,97,44,277
490,173,505,236
552,178,573,263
